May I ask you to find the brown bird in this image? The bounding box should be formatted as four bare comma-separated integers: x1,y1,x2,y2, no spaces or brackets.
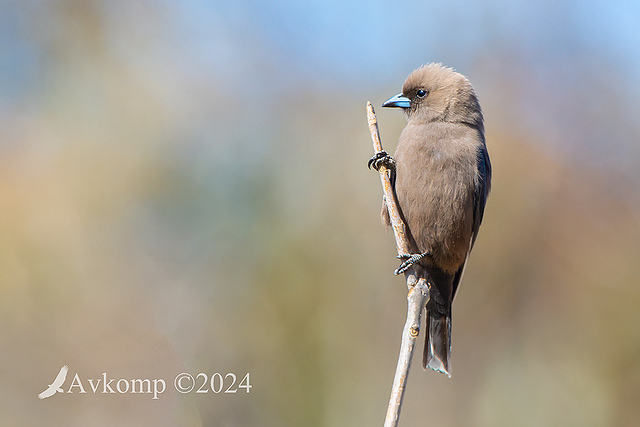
370,63,491,376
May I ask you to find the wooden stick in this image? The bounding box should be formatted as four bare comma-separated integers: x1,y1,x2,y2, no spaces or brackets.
384,275,430,427
366,102,410,258
366,101,431,427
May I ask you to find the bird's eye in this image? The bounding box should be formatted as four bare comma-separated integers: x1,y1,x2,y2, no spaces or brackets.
416,89,427,98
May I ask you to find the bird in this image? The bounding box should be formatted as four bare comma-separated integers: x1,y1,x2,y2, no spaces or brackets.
369,63,491,376
38,365,69,399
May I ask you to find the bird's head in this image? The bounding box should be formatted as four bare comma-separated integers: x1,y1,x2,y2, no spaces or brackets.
383,63,483,130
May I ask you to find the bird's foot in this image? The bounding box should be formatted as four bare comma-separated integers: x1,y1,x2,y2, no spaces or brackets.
368,151,395,171
394,251,432,275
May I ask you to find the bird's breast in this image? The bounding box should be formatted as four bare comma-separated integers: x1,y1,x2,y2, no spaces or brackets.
393,124,478,271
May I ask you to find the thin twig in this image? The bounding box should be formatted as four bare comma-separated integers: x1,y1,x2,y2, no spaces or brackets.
366,101,431,427
366,102,410,258
383,275,430,427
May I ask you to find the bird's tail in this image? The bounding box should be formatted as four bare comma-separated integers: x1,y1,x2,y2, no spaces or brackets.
423,311,452,377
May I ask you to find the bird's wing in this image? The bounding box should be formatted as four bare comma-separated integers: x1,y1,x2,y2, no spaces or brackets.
470,143,491,248
51,365,69,387
38,386,55,399
452,143,491,301
451,241,471,302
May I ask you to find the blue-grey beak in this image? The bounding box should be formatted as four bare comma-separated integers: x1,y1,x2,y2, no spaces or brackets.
382,93,411,108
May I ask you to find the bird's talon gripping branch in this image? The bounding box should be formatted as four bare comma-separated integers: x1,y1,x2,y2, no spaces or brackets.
394,251,432,275
368,150,396,171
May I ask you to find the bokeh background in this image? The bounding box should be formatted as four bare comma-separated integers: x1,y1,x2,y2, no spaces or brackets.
2,1,640,425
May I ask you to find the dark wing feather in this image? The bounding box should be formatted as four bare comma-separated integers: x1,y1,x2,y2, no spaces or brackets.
452,142,491,300
471,142,492,248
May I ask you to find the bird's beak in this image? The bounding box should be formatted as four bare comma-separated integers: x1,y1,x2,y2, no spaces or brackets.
382,93,411,108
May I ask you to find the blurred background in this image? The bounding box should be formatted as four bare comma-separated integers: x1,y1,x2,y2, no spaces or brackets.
1,0,640,425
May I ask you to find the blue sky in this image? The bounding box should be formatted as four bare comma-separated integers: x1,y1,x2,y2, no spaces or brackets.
2,0,640,177
157,0,640,89
3,0,640,98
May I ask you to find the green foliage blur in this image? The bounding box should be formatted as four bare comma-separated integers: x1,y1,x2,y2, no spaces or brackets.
1,1,640,426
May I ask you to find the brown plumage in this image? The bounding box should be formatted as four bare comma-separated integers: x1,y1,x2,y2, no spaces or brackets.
381,63,491,376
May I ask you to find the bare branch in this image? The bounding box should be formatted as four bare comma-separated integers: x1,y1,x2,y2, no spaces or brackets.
366,102,410,258
366,101,431,427
383,274,429,427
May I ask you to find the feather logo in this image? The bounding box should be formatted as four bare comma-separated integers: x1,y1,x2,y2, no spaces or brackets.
38,365,68,399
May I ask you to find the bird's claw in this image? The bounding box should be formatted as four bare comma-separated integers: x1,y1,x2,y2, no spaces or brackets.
368,151,395,171
394,251,432,275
